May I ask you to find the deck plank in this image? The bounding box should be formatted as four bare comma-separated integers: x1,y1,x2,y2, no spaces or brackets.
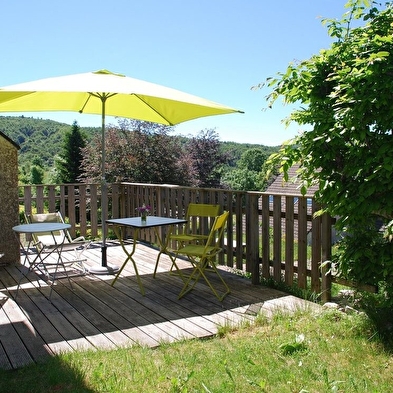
0,240,318,369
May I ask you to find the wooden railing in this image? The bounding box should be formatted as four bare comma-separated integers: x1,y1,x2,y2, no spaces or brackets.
19,182,334,302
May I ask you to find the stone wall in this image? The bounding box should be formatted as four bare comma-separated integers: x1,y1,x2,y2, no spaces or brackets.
0,133,20,265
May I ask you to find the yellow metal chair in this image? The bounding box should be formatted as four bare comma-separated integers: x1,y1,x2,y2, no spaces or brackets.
26,212,89,278
170,203,220,245
154,203,220,277
176,211,230,301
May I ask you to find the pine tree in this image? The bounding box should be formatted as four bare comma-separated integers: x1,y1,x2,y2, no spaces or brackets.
56,121,86,183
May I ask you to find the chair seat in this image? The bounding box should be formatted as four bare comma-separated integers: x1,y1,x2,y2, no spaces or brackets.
155,203,221,279
170,234,208,242
35,234,64,247
177,244,218,257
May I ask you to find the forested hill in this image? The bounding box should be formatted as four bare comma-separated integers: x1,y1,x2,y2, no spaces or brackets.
0,115,279,176
0,116,99,168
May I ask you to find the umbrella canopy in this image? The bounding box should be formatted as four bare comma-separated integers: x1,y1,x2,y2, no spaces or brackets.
0,69,242,124
0,69,243,273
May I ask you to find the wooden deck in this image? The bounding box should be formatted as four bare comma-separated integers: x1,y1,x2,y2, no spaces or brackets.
0,241,318,370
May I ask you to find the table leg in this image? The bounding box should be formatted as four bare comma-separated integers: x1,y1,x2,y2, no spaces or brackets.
110,226,145,295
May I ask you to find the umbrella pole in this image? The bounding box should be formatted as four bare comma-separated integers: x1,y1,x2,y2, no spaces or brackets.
89,95,119,275
101,98,107,267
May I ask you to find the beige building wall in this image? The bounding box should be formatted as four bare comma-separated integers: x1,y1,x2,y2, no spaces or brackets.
0,133,20,265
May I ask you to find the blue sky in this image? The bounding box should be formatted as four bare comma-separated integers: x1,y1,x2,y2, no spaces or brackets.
1,1,351,146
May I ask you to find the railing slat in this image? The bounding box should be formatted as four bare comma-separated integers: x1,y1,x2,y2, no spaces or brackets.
285,196,295,286
90,184,98,238
68,185,76,237
36,186,44,213
261,194,270,279
79,184,87,235
273,195,282,281
311,200,322,294
297,196,308,289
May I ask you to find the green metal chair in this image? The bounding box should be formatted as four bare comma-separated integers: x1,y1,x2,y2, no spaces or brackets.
170,203,220,245
176,211,230,301
155,203,220,276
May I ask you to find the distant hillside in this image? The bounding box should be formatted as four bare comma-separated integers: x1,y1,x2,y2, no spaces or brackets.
0,115,279,177
0,116,99,169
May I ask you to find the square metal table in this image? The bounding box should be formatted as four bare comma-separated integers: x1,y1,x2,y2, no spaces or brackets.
106,216,187,295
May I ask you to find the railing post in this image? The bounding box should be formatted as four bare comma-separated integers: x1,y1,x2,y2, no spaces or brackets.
23,186,32,217
246,192,260,285
321,213,332,303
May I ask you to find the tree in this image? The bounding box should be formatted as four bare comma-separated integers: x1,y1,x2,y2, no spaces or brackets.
30,165,44,184
186,129,229,188
238,148,268,172
55,121,86,183
221,148,270,191
80,119,195,185
261,1,393,297
221,168,260,191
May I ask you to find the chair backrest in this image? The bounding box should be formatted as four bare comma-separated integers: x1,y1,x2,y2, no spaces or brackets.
27,212,72,246
205,211,230,251
184,203,220,237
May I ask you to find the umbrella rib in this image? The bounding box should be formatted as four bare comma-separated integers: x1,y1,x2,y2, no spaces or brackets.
133,94,174,126
79,92,118,114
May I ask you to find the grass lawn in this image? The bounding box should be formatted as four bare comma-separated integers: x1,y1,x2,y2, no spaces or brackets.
0,307,392,392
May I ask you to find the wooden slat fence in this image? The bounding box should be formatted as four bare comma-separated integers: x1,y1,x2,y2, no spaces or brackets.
18,182,334,302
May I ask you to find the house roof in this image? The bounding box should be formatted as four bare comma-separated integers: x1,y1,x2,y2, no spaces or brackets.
267,164,318,196
0,131,20,150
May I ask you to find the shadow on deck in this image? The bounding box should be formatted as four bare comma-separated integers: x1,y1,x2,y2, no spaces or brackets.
0,241,319,370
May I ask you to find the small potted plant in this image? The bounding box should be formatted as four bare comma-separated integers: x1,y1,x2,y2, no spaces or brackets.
136,203,151,223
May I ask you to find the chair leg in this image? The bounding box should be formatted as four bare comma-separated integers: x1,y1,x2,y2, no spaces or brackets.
178,257,230,301
178,261,203,299
201,264,231,302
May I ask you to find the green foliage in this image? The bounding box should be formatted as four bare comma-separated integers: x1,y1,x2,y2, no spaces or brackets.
220,141,278,168
187,128,229,188
333,220,393,288
55,121,87,183
278,333,307,355
221,168,258,191
29,165,44,184
1,115,278,190
238,148,268,171
358,288,393,344
221,147,276,191
80,119,195,185
261,2,393,299
0,115,99,183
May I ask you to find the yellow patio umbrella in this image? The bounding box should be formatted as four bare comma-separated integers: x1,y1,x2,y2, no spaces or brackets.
0,69,243,274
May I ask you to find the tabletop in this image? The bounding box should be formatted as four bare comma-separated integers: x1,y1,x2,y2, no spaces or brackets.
12,222,71,234
106,216,187,229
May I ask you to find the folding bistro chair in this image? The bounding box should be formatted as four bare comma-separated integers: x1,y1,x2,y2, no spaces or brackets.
175,211,230,301
155,203,221,277
170,203,220,246
26,212,89,279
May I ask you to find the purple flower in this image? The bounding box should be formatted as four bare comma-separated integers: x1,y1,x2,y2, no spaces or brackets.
136,203,151,214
